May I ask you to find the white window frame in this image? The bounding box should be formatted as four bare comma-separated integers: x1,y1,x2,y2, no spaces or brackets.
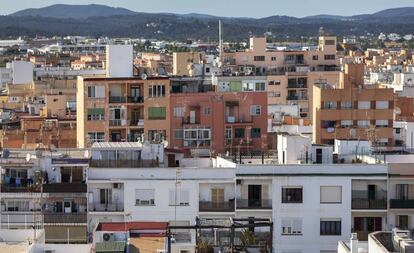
281,218,302,235
250,105,261,116
135,189,155,206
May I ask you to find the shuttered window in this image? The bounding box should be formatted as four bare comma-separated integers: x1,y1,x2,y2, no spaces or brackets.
135,189,155,206
148,107,166,120
169,189,190,206
320,186,342,203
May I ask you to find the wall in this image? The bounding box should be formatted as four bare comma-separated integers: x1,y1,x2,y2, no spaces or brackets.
28,243,90,253
12,61,33,85
106,45,133,78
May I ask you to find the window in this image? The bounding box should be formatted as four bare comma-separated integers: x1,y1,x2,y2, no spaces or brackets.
325,40,335,45
148,107,166,120
320,219,341,235
148,84,166,97
341,101,353,109
376,101,389,109
173,107,184,117
282,187,303,203
251,128,261,138
135,189,155,206
148,130,166,143
323,101,336,109
376,120,389,128
174,129,183,139
234,128,245,138
313,55,319,61
254,56,265,61
87,132,104,144
340,120,353,128
395,128,401,134
250,105,261,116
255,82,266,91
87,85,105,98
271,56,277,61
358,101,371,109
169,189,190,206
204,107,211,115
357,120,370,128
324,55,335,60
87,108,105,120
281,218,302,235
320,186,342,203
205,67,210,73
396,215,409,230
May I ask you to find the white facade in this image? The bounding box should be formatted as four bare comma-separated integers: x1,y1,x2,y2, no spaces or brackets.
11,61,33,84
277,134,311,164
106,44,133,78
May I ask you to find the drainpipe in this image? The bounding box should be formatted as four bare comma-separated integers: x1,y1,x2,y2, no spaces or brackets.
350,233,358,253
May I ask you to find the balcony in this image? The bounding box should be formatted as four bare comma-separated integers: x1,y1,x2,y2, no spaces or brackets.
287,84,307,89
89,202,124,212
1,184,41,193
236,198,272,209
109,96,127,103
226,116,253,124
287,95,308,101
390,199,414,209
352,190,387,210
199,201,235,212
127,96,144,104
183,117,200,125
90,159,159,168
43,213,87,224
42,183,87,193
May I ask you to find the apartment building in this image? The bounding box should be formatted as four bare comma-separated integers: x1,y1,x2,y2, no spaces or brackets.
0,150,89,243
313,63,394,145
173,51,205,76
169,91,268,155
76,76,170,148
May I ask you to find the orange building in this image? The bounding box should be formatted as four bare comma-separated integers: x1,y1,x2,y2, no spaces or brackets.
313,63,394,146
77,76,170,148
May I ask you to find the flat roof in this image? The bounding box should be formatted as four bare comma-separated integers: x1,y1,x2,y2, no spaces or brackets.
236,164,388,177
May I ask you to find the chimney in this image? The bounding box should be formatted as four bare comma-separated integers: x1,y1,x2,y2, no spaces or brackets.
350,233,358,253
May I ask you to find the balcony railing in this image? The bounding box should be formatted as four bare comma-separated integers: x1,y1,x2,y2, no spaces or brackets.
236,198,272,209
390,199,414,209
1,184,41,193
0,213,41,229
199,201,235,212
183,117,200,125
354,231,372,241
127,96,144,103
90,159,159,168
109,119,122,126
43,213,87,224
89,202,124,212
42,183,87,193
109,96,127,103
287,84,307,89
287,95,308,100
352,190,387,209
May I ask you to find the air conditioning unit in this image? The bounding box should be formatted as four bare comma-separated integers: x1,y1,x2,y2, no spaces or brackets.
103,233,115,242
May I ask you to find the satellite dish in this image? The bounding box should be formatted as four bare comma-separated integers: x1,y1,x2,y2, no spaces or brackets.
141,73,148,80
84,150,89,158
163,140,169,148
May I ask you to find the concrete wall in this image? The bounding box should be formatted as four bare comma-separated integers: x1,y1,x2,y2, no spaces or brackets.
106,45,133,78
28,243,90,253
12,61,33,85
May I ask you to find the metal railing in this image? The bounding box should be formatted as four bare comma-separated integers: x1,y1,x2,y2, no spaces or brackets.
351,190,387,209
109,96,127,103
109,119,122,126
42,183,87,193
43,213,87,224
390,199,414,209
90,159,159,168
127,96,144,103
89,202,124,212
199,201,235,212
236,198,272,209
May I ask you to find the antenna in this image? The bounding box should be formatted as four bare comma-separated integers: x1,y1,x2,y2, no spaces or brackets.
218,20,223,67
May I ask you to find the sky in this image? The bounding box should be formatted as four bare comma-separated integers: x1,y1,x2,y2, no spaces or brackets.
1,0,414,18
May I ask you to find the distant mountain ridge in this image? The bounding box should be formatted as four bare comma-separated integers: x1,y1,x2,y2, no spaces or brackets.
3,5,414,40
10,4,136,19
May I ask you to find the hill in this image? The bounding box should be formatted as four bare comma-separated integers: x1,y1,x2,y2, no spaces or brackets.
10,4,136,19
